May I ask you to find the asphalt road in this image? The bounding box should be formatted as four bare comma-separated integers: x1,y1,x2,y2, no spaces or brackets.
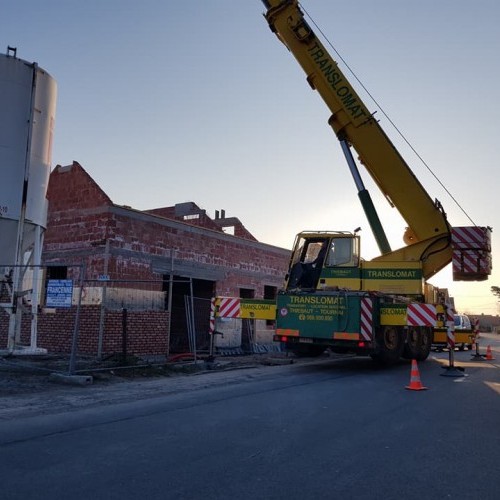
1,334,500,500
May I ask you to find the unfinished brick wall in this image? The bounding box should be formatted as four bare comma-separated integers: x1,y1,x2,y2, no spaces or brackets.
22,162,289,354
145,203,257,242
44,162,289,295
48,162,113,212
0,307,169,356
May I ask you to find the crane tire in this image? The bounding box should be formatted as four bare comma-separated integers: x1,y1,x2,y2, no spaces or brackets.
415,327,432,361
371,326,404,365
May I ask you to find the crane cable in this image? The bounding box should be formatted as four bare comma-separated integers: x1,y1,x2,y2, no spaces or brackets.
300,3,477,227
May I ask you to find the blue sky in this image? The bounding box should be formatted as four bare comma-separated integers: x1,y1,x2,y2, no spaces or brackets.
2,0,499,315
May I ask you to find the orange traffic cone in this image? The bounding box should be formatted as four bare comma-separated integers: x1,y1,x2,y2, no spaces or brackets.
405,359,428,391
485,345,495,360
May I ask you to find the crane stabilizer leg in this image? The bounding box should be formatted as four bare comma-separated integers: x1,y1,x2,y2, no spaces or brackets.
339,139,391,255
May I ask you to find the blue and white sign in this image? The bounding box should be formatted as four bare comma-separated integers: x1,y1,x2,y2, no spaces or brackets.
46,279,74,308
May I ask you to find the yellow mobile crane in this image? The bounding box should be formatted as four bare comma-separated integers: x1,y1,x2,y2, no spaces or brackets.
261,0,492,363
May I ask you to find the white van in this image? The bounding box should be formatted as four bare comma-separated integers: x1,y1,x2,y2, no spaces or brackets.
454,314,472,330
454,314,473,350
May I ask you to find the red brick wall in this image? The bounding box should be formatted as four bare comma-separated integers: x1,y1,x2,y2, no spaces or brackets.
0,307,169,356
48,162,113,211
44,162,290,294
30,162,289,354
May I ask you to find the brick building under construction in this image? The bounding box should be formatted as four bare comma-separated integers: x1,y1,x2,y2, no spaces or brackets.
33,161,290,356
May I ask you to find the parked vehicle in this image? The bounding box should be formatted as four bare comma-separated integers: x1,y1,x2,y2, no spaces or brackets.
455,314,472,331
433,313,474,351
455,314,474,350
261,0,491,363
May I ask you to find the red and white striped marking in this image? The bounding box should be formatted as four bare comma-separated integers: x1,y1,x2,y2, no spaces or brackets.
445,304,454,323
216,297,241,318
452,227,492,277
407,304,436,327
452,250,491,274
452,226,488,248
472,317,480,345
360,298,373,341
209,297,216,334
447,321,455,349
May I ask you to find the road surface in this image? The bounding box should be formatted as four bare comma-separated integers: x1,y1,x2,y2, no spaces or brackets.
1,334,499,500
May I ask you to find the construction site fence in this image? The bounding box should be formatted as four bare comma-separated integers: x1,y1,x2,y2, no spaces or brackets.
210,296,281,357
1,268,280,374
0,263,206,372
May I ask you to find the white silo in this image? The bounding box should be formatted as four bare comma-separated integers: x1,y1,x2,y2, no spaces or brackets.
0,47,57,352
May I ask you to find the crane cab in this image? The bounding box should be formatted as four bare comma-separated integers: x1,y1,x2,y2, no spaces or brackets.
285,231,361,291
285,231,426,295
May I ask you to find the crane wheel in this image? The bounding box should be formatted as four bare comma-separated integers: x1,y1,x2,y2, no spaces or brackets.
402,327,432,361
417,327,432,360
371,326,404,365
403,327,422,360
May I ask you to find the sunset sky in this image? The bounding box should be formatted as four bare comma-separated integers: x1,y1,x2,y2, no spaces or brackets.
2,0,499,314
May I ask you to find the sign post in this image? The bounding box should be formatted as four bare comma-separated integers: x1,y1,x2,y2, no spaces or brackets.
46,279,73,308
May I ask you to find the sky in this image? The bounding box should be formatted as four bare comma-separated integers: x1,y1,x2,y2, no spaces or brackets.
2,0,499,315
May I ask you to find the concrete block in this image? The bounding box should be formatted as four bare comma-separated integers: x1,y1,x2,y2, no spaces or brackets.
49,373,93,386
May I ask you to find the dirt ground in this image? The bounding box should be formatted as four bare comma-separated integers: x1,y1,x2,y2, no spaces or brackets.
0,351,309,421
6,338,491,421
